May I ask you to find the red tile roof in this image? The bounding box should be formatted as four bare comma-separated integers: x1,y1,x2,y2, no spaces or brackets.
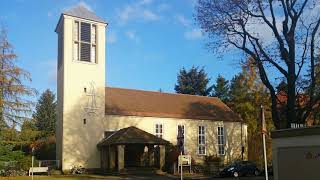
105,87,242,122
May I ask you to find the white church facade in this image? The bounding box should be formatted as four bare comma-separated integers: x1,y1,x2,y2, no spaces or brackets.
55,6,248,172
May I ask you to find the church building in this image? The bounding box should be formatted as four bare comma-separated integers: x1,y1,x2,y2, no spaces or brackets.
55,6,248,172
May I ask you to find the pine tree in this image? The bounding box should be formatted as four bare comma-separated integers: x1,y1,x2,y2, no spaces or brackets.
33,89,56,136
212,75,229,102
174,66,213,96
20,119,40,142
0,27,35,127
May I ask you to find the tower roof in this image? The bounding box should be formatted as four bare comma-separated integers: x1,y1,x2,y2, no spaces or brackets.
63,5,106,24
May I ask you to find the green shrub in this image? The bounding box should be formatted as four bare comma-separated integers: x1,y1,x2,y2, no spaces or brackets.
0,144,40,171
204,155,222,164
32,136,56,160
16,155,39,171
0,144,24,162
204,155,222,174
164,144,180,172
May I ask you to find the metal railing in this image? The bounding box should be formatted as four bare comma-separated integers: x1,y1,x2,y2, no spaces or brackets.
290,123,306,129
38,160,60,169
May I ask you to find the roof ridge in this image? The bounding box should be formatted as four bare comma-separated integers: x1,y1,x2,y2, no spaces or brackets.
62,4,106,24
105,86,220,100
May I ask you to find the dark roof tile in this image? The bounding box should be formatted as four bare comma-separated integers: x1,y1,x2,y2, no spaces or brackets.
105,87,242,122
63,5,106,23
97,126,169,146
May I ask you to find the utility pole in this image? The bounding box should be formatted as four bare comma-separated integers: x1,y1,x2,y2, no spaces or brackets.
177,125,184,180
180,151,183,180
261,105,269,180
31,147,34,180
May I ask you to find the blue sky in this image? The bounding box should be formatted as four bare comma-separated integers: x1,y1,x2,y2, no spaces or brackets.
0,0,244,97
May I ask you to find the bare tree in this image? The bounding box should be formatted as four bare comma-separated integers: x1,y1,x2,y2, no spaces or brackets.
0,27,36,127
195,0,320,129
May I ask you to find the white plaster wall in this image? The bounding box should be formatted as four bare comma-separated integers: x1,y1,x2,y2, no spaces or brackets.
105,115,248,164
56,14,247,172
56,14,106,171
272,135,320,180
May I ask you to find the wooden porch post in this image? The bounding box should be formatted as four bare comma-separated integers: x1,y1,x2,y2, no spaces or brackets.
159,145,165,171
117,145,125,172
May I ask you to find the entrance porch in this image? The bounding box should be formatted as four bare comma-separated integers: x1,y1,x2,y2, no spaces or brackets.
97,126,169,173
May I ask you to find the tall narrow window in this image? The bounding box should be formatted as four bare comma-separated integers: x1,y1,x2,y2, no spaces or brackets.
218,126,225,155
80,22,91,62
73,21,97,63
198,125,206,155
155,123,163,138
81,22,91,42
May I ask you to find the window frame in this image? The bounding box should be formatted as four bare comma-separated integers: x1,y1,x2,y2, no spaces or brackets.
73,20,97,63
217,125,225,155
198,125,206,155
155,123,163,139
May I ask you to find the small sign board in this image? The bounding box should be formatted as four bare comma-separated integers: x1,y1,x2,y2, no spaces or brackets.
178,155,191,166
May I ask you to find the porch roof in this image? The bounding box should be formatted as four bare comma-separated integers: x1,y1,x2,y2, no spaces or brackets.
97,126,169,147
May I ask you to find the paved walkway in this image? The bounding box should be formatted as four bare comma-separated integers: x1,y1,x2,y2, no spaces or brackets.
5,174,273,180
115,174,273,180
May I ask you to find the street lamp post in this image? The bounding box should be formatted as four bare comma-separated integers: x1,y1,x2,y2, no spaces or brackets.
261,105,269,180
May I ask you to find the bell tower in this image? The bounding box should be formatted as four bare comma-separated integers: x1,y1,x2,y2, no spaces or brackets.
55,5,107,171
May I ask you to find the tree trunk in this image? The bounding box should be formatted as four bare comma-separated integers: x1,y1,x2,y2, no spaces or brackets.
286,64,296,128
270,92,281,129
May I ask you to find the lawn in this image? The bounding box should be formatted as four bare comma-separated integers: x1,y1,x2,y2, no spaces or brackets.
0,175,121,180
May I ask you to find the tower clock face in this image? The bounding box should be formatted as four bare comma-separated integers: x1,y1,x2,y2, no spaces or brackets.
84,81,99,116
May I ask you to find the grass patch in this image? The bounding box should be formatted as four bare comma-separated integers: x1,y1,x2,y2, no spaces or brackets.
0,175,114,180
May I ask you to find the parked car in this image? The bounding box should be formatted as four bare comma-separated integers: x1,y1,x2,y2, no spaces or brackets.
219,161,260,177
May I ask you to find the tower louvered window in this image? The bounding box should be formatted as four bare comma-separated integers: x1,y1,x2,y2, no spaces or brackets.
73,21,97,63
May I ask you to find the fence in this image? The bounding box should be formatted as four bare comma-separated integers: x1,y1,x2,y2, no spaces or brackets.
38,160,60,169
290,123,306,129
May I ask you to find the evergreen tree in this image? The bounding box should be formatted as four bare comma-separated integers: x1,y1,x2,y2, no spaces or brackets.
276,80,288,93
0,27,36,127
174,66,213,96
228,59,273,166
212,75,229,102
33,89,56,136
20,119,40,142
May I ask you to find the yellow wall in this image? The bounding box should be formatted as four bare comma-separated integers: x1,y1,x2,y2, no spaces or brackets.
106,115,247,164
56,14,247,171
56,14,106,170
60,110,247,171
